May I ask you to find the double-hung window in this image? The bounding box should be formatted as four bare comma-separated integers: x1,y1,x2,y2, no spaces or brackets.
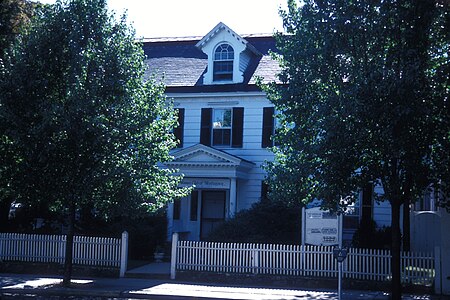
212,108,232,146
200,107,244,148
213,44,234,81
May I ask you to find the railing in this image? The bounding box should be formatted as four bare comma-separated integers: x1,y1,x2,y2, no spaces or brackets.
171,234,436,286
0,231,129,277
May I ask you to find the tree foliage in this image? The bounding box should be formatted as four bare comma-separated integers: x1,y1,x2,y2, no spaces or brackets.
0,0,38,231
0,0,188,285
0,0,35,57
264,0,449,298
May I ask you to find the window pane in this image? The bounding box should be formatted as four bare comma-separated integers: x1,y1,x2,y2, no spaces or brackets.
213,129,222,144
222,109,231,127
214,44,234,61
216,61,233,72
213,71,233,81
213,128,231,146
213,110,224,128
213,109,231,128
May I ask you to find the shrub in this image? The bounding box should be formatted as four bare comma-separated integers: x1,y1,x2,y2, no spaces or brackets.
352,219,391,249
206,200,301,244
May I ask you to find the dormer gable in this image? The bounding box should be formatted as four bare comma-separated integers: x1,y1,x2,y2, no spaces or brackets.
195,22,261,85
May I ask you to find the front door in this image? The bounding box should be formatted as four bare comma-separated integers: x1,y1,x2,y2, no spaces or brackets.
200,191,226,240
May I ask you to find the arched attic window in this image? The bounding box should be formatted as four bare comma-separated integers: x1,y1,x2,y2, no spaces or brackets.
213,43,234,81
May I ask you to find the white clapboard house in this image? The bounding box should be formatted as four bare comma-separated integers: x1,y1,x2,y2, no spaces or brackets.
143,22,436,245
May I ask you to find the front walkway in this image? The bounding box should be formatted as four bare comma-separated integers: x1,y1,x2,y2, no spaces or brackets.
126,262,171,279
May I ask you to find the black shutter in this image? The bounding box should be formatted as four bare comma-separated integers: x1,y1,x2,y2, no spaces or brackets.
190,190,199,221
262,107,274,148
361,183,374,227
200,108,212,146
261,181,269,202
173,199,181,220
174,108,184,148
231,107,244,148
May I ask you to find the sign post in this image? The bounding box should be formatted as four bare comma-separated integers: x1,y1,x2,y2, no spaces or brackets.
333,247,348,300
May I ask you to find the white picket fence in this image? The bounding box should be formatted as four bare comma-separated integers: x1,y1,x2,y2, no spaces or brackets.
0,231,129,277
171,234,436,286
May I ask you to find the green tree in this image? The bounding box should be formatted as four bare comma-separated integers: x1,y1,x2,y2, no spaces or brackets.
0,0,188,286
0,0,37,231
264,0,449,298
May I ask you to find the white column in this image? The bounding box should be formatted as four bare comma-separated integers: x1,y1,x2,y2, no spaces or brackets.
229,177,237,218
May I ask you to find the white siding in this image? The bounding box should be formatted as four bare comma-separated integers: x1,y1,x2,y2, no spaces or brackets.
171,93,274,217
372,184,392,228
239,50,252,73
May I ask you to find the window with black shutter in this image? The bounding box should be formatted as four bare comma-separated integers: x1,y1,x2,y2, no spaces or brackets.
200,107,244,148
262,107,275,148
174,108,185,148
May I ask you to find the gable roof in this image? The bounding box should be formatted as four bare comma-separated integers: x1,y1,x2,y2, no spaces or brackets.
195,22,261,56
143,30,280,93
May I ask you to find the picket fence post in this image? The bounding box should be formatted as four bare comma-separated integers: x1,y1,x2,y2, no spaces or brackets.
119,231,128,278
170,232,179,280
252,246,259,274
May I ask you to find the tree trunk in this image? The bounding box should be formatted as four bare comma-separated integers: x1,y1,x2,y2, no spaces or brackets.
391,200,402,300
63,201,76,287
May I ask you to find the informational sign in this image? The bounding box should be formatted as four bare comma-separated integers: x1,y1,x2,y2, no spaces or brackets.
303,206,340,246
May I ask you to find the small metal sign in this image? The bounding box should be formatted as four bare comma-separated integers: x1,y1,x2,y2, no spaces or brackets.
333,247,348,300
333,247,348,263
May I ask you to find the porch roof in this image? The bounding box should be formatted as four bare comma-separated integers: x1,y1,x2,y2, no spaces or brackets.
165,144,255,179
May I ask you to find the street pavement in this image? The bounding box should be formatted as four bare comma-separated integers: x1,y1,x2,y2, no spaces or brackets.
1,273,449,300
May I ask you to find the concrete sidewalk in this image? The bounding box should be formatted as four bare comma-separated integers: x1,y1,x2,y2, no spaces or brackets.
1,273,448,299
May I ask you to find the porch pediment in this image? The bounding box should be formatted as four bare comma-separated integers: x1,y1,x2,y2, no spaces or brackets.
166,144,254,178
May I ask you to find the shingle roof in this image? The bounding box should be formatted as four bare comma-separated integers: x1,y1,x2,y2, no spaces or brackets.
143,35,280,93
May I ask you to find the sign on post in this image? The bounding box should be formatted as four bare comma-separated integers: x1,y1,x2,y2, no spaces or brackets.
333,247,348,262
333,247,348,300
302,205,342,246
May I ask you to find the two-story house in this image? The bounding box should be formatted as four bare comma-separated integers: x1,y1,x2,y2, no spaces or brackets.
143,22,278,241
